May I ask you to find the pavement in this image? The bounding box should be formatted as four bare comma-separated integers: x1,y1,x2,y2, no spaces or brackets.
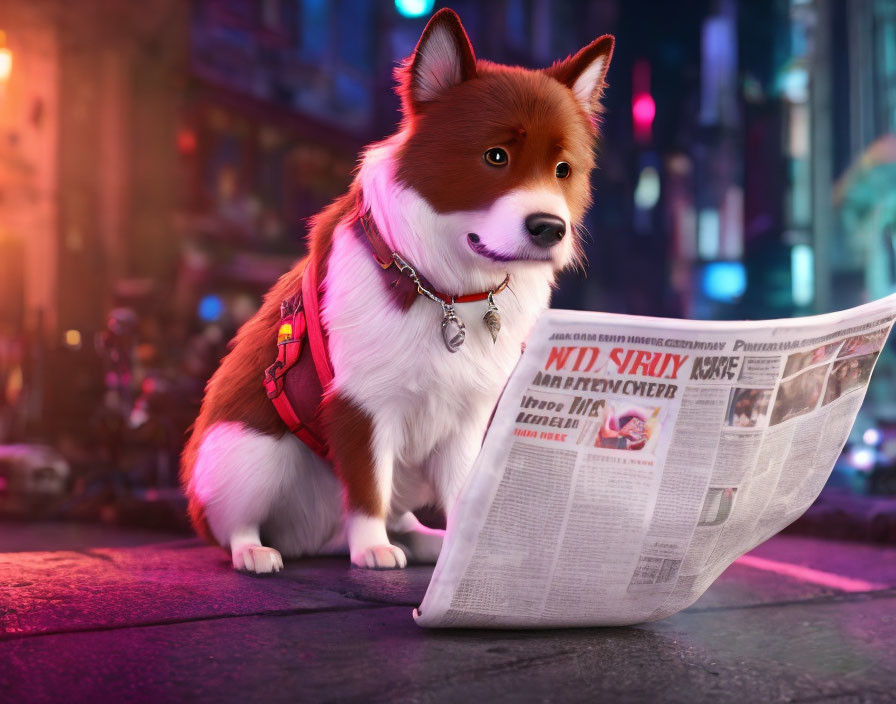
1,523,896,703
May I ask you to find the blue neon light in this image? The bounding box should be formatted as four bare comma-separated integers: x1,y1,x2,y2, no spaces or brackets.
702,262,746,302
198,295,224,322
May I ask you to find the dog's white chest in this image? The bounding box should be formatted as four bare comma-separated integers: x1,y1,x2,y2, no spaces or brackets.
322,224,549,466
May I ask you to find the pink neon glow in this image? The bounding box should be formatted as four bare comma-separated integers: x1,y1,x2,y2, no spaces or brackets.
632,93,656,127
735,554,886,593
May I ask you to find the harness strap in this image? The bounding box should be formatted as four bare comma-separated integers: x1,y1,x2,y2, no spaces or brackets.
265,199,510,461
302,256,334,389
264,258,331,459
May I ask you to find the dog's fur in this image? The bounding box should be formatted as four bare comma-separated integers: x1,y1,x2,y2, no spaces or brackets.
181,9,614,572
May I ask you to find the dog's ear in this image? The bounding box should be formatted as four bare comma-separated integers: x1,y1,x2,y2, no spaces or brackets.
398,8,477,111
546,35,615,120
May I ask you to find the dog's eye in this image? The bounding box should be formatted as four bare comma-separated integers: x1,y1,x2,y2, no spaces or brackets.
555,162,571,179
483,148,509,167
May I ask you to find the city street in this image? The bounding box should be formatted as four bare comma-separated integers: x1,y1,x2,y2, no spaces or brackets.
2,2,896,702
1,523,895,702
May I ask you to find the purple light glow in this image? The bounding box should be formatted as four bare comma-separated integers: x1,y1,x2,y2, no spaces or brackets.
736,554,886,593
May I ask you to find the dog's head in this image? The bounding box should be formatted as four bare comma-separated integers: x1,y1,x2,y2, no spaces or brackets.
391,8,614,279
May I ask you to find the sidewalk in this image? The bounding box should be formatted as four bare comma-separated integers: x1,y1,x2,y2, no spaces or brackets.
2,522,896,702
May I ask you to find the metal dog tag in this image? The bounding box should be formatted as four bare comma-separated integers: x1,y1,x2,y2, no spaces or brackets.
441,305,465,352
483,292,501,343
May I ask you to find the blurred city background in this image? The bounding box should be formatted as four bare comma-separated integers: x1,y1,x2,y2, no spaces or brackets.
1,0,896,536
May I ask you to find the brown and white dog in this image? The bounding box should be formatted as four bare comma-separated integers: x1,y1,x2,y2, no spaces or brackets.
181,9,614,573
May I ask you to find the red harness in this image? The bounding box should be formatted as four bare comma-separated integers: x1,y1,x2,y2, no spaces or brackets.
263,255,334,458
263,211,508,460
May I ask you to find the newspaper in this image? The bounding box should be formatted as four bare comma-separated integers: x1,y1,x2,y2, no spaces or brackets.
414,295,896,628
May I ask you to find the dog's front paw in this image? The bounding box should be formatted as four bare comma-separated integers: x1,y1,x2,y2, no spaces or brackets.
233,546,284,574
351,544,408,570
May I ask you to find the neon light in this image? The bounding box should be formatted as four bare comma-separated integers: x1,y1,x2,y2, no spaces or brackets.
721,186,744,259
64,329,82,349
697,209,720,260
736,554,886,592
779,66,809,103
177,128,197,155
850,447,876,471
863,428,881,446
0,48,11,84
634,166,661,210
0,30,11,84
632,93,655,126
702,261,746,302
198,295,224,322
700,15,737,126
791,244,813,306
395,0,434,18
632,93,655,143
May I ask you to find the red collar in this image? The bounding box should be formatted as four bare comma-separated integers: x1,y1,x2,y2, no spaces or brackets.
357,209,509,308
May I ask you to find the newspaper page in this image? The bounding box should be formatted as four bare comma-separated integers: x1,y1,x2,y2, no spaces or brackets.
414,294,896,628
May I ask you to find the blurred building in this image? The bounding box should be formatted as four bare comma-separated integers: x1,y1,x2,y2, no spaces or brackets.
2,0,896,445
0,0,190,438
690,0,896,321
830,0,896,308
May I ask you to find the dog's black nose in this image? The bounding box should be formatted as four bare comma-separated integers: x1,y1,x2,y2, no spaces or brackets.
525,213,566,248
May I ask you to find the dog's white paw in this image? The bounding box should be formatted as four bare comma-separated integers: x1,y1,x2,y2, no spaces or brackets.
351,544,408,570
233,546,284,574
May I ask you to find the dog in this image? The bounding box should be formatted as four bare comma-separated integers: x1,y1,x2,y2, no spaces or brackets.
181,8,614,573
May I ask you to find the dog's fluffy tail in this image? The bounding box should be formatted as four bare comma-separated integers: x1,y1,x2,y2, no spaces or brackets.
181,427,217,544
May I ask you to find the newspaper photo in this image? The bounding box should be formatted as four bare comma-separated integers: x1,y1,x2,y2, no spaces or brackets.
414,295,896,628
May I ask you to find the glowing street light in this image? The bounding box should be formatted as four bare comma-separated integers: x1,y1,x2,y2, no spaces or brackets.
0,31,12,85
863,427,881,446
850,447,876,472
